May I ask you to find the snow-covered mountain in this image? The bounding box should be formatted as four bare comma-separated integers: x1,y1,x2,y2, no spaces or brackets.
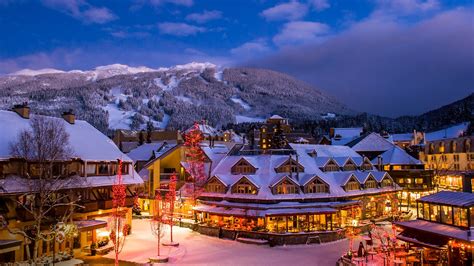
0,63,351,132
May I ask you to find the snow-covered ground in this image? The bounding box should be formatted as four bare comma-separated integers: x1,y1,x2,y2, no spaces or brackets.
230,96,252,111
235,115,265,123
102,219,390,266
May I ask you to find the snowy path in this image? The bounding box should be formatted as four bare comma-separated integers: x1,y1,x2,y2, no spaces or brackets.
104,219,353,265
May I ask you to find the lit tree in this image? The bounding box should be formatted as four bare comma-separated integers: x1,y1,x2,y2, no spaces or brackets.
184,123,207,220
163,173,178,246
0,116,82,263
109,159,127,266
149,193,167,262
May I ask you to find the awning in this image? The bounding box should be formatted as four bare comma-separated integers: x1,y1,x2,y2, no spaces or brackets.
74,220,107,232
395,220,473,243
396,231,447,250
0,240,22,254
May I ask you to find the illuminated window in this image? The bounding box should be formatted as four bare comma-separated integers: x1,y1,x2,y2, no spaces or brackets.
232,178,258,194
275,159,304,173
415,178,423,184
365,179,377,189
381,177,393,187
345,177,360,191
305,177,329,193
439,142,445,153
275,180,298,194
324,160,340,172
205,177,226,193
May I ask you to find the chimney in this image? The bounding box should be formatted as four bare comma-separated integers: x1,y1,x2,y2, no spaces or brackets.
329,128,335,138
62,109,75,124
12,102,30,119
377,155,383,171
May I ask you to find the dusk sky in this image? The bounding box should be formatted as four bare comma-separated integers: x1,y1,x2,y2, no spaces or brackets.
0,0,472,117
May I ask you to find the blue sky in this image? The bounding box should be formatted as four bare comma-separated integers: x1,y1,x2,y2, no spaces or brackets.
0,0,472,117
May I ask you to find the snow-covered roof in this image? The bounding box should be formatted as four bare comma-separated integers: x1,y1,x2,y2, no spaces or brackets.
205,143,399,201
392,133,413,142
269,115,284,120
0,110,132,162
127,141,177,162
185,123,218,136
350,133,394,152
333,128,363,139
371,146,422,165
425,122,470,142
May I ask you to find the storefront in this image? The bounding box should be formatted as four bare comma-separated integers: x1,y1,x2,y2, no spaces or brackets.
395,191,474,265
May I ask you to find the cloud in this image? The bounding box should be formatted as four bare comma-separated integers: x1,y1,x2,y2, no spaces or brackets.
261,1,308,21
134,0,193,7
41,0,117,24
309,0,330,11
158,22,206,36
376,0,439,14
186,10,222,23
230,39,272,59
273,21,329,47
247,8,474,117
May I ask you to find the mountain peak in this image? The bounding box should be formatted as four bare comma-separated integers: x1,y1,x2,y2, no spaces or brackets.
12,68,65,76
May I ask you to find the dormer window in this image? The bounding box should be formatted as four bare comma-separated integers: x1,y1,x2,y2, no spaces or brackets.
361,158,373,171
343,159,357,171
305,177,329,193
345,176,360,191
231,177,258,194
381,176,394,188
365,175,377,189
451,141,457,153
205,176,226,193
323,159,340,172
275,158,304,173
439,142,445,153
274,179,298,194
231,158,257,174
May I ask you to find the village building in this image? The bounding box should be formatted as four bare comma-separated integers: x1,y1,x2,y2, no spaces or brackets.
0,107,143,262
195,143,400,237
421,129,473,193
112,128,182,153
328,127,364,146
348,133,434,210
395,191,474,265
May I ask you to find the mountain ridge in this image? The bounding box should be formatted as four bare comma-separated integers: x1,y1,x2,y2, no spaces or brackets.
0,63,350,133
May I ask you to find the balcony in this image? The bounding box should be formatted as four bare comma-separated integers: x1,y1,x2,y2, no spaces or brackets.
160,173,176,182
125,197,135,207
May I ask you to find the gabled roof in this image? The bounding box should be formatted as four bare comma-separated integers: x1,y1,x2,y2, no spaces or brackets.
143,143,182,169
274,156,304,170
301,174,330,187
231,157,257,170
0,110,132,162
333,128,363,139
127,141,176,162
208,175,228,187
371,146,422,165
230,175,260,189
350,132,395,152
269,174,300,188
269,115,284,119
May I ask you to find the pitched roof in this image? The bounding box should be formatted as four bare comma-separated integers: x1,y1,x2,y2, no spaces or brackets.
127,141,176,162
392,133,414,142
418,191,474,207
371,146,422,165
0,110,132,162
350,132,395,152
333,128,363,139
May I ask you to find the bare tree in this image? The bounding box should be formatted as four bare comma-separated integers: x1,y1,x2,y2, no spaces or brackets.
1,116,83,263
